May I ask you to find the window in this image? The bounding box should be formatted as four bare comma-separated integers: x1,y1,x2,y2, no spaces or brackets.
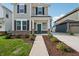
17,4,26,13
22,21,27,30
6,14,9,18
16,21,21,30
36,6,44,15
16,20,27,31
42,23,47,30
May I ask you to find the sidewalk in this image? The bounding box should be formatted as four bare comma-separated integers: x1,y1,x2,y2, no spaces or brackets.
29,35,49,56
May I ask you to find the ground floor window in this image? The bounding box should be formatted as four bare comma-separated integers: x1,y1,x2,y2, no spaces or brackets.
16,21,21,30
42,23,47,30
22,21,27,30
16,21,27,31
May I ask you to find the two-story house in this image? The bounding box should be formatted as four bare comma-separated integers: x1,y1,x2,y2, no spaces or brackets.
54,7,79,33
12,3,52,35
0,4,12,35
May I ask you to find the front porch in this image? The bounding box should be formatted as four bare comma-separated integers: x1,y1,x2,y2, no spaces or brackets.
31,16,51,34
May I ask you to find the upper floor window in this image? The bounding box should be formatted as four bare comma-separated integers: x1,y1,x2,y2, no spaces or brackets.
36,6,44,15
17,4,27,13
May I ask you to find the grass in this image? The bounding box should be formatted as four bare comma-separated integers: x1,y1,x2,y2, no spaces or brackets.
0,35,6,39
0,35,32,56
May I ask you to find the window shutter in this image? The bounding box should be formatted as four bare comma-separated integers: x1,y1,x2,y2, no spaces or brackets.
36,7,38,15
42,7,44,15
14,20,16,31
17,5,19,13
24,5,26,13
27,20,29,31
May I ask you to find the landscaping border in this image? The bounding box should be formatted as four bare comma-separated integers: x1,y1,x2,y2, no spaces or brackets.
43,35,79,56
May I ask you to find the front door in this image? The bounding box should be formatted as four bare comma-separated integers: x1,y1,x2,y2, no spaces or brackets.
37,24,41,34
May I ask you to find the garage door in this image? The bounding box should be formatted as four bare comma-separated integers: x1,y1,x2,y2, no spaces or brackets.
56,23,67,32
70,26,79,33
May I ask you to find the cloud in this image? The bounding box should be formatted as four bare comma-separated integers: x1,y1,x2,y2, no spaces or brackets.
53,14,64,22
51,14,64,27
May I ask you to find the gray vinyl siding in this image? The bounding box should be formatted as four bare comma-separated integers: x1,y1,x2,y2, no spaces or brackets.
13,3,31,31
55,23,67,32
2,5,12,32
13,3,31,20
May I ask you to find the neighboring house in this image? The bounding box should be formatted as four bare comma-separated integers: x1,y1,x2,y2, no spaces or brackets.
0,4,12,35
54,7,79,33
12,3,52,35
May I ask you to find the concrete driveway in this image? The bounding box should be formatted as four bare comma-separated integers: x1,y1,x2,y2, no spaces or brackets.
52,33,79,52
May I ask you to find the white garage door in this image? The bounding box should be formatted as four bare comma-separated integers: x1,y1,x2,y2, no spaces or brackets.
70,26,79,33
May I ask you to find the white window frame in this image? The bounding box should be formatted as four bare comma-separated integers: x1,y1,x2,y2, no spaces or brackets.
16,19,27,31
36,23,42,31
18,4,25,14
37,6,43,15
22,21,27,31
42,23,47,30
16,21,21,31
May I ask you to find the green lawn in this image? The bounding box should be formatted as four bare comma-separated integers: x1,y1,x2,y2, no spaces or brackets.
0,36,32,56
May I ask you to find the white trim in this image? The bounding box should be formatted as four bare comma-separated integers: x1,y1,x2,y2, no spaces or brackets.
17,4,26,14
35,22,47,31
42,22,47,30
36,5,44,15
29,3,31,31
36,23,42,31
15,19,27,31
16,19,27,21
37,5,43,7
37,23,42,32
16,21,21,31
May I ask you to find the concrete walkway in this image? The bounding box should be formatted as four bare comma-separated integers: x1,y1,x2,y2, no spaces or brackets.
53,33,79,52
29,35,49,56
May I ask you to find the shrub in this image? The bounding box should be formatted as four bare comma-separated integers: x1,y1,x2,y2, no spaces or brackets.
25,34,30,38
56,42,66,52
64,46,74,52
69,32,74,35
16,35,21,38
5,34,11,39
29,33,35,41
51,37,58,42
48,32,53,38
56,42,73,52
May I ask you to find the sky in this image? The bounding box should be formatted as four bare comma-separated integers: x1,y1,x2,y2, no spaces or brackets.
48,3,79,26
2,3,79,26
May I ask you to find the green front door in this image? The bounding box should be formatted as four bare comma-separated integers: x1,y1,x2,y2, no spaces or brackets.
37,24,41,34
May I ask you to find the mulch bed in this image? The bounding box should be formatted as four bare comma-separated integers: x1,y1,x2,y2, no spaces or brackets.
22,36,35,45
11,35,36,45
43,35,79,56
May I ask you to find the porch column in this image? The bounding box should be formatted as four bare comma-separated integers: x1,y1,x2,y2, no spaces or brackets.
48,20,50,32
32,20,34,34
29,20,31,33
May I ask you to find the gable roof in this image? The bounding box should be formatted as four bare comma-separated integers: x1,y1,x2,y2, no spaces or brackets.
0,4,12,13
55,7,79,23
